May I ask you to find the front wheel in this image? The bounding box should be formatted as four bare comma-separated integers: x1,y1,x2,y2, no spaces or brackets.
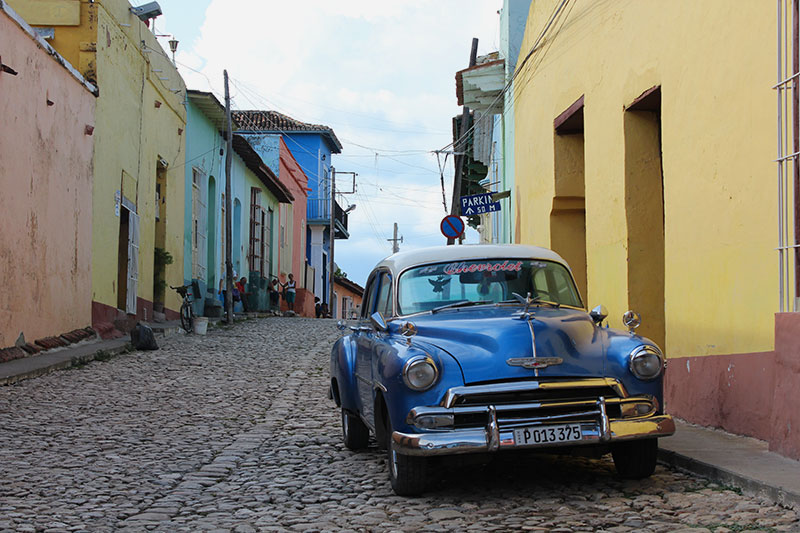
342,409,369,450
611,438,658,479
388,446,429,496
180,302,193,333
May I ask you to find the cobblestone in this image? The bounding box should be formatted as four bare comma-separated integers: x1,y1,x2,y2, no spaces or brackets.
0,317,798,532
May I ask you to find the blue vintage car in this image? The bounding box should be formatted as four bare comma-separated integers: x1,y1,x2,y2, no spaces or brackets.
330,244,675,495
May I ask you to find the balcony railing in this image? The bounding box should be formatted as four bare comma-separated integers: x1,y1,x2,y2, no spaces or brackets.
307,197,349,238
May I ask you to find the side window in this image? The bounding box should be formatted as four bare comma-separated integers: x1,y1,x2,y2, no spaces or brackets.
375,272,393,317
361,275,378,319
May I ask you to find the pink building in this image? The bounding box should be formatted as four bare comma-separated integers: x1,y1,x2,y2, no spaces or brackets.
0,4,96,358
277,138,313,316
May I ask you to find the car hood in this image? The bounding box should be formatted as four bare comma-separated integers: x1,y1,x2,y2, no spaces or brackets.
404,306,606,384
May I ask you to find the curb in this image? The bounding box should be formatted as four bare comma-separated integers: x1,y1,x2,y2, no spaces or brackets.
0,339,131,386
658,448,800,510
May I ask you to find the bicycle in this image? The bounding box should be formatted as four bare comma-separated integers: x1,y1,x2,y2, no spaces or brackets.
171,284,195,333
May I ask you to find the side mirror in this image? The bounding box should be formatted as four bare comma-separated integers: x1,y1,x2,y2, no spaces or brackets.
336,320,347,331
370,311,388,332
589,305,608,325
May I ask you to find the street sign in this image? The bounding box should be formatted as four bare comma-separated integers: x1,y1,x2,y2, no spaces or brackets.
460,192,502,216
440,215,465,239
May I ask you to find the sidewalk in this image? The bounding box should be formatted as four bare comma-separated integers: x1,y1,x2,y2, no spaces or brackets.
659,420,800,509
0,320,184,386
0,333,798,509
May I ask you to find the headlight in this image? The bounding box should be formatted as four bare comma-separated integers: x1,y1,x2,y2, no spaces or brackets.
403,355,438,391
629,345,664,380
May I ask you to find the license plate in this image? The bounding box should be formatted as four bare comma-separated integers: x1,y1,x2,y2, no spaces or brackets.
513,424,583,446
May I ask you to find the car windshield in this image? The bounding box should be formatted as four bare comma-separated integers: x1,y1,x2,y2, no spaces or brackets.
397,259,582,315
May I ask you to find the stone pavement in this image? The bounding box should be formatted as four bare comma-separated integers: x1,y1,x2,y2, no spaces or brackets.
0,317,797,532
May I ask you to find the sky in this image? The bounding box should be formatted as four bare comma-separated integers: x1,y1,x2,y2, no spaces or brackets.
141,0,505,286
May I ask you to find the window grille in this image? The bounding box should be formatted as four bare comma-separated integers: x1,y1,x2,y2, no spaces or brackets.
776,0,800,311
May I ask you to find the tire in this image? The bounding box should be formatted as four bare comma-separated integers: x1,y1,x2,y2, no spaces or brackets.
612,438,658,479
180,302,193,333
342,409,369,450
387,441,429,496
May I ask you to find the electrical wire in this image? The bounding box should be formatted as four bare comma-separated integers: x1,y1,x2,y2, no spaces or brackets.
436,0,572,154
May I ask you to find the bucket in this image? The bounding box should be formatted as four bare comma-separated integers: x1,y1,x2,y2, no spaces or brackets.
193,317,209,335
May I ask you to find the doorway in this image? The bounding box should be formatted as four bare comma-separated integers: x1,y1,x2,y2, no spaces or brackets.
153,161,168,310
552,96,588,300
624,86,665,349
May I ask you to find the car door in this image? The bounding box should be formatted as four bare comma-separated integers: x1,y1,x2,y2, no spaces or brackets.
355,270,392,426
355,274,379,423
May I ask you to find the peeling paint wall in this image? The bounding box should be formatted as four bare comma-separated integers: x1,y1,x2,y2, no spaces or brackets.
8,0,188,324
0,5,95,345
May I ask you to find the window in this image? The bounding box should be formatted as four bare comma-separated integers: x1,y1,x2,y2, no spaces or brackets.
191,168,207,280
375,272,393,317
249,188,262,273
361,275,379,319
397,259,583,315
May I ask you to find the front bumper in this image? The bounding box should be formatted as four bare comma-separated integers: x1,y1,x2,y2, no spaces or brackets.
392,402,675,457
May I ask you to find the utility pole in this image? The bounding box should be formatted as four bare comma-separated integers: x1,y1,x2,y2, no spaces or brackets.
223,70,234,325
447,37,479,245
388,222,403,254
328,167,336,318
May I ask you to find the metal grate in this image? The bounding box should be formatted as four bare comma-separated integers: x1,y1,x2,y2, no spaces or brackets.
776,0,800,312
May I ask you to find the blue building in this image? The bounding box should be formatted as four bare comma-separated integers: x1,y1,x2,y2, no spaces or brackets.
184,93,292,317
233,110,348,306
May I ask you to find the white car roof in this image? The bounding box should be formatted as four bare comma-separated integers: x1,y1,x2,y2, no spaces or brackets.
374,244,570,275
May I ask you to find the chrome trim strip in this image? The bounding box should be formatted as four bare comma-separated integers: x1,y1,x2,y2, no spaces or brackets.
487,405,500,451
354,373,371,385
598,396,611,442
391,415,676,457
527,317,539,377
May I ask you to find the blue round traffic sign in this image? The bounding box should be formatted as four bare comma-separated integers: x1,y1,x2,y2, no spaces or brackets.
440,215,465,239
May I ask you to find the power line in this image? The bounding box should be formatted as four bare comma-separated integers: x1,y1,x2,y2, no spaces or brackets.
436,0,572,155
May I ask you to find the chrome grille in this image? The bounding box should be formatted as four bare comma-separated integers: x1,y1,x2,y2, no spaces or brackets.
440,378,630,430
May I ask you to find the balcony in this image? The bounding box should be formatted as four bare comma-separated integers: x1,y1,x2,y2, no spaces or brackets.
307,197,350,239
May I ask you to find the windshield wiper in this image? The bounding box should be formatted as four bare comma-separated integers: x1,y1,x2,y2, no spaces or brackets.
506,292,560,309
431,300,492,314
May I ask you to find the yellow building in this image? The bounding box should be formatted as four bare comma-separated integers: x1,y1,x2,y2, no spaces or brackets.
10,0,187,331
514,0,800,459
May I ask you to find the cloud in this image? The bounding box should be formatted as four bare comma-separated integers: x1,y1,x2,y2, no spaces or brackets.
167,0,501,283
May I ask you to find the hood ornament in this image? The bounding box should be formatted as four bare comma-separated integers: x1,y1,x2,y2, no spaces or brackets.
506,357,563,370
512,292,535,319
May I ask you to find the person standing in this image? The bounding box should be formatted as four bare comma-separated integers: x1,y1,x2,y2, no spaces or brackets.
283,273,297,312
269,278,280,311
235,277,248,312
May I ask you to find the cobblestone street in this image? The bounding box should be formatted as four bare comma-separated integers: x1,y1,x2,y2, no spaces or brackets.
0,317,798,532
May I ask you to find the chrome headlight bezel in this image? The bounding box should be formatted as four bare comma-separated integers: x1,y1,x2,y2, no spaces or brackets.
402,355,439,391
629,345,664,381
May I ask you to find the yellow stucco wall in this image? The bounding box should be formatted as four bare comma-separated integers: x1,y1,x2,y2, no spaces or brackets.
514,0,777,358
9,0,187,318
